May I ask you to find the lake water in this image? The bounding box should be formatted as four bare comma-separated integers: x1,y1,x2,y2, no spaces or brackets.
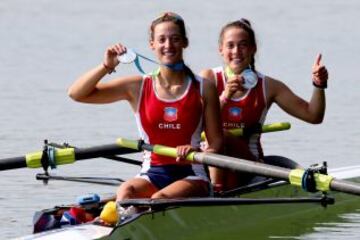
1,0,359,239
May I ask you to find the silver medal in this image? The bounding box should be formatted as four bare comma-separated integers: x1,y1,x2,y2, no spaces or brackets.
118,48,137,64
241,69,258,89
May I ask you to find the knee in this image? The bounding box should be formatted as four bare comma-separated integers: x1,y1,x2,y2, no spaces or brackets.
117,183,136,200
118,182,136,193
151,191,169,199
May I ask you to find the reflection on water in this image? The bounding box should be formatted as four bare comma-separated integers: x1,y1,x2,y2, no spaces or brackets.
300,211,360,239
270,210,360,239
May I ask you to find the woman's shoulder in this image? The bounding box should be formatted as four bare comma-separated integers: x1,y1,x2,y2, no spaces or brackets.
194,72,218,99
199,66,222,85
263,75,287,89
108,74,144,94
200,66,222,75
112,74,143,82
262,74,292,102
194,73,212,87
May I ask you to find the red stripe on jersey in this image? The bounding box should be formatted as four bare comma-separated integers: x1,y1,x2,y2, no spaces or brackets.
213,67,267,159
137,76,203,166
215,71,225,96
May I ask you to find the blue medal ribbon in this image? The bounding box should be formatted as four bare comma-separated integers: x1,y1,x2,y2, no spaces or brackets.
133,51,184,74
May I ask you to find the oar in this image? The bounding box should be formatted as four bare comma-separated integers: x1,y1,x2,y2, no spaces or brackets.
47,142,142,166
36,173,124,186
201,122,291,140
116,138,360,196
0,122,288,171
0,143,139,171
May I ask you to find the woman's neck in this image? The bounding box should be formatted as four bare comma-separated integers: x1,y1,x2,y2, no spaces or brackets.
158,67,186,88
155,67,188,99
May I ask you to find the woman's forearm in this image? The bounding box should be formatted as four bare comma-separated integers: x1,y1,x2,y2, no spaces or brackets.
68,64,108,101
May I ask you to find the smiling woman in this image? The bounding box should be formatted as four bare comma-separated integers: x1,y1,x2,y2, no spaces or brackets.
200,19,329,191
67,12,223,209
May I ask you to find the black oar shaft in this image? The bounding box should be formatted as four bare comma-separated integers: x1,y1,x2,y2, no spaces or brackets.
47,142,142,166
0,157,26,170
0,144,140,171
74,144,138,160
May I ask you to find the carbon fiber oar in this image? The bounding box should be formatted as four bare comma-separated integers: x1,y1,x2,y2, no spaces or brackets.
117,138,360,196
0,122,288,171
0,143,139,171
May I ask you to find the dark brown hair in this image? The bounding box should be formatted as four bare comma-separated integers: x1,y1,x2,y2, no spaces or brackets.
219,18,257,70
149,12,189,47
149,12,196,81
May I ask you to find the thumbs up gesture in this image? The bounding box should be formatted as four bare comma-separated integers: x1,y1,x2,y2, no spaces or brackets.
312,54,328,89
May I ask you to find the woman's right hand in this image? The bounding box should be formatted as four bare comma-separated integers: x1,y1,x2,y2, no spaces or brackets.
176,145,197,162
103,43,127,70
223,75,243,98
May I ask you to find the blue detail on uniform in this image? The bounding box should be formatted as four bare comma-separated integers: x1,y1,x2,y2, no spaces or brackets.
229,107,242,117
141,165,195,189
164,107,178,122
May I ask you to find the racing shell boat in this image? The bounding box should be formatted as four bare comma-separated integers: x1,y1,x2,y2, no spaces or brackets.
1,124,359,240
13,164,360,240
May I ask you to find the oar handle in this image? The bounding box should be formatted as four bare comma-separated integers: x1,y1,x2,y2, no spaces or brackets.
116,138,195,161
201,122,291,140
116,138,360,196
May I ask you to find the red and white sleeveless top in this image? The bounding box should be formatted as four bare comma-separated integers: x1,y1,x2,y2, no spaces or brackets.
135,74,203,167
212,66,268,159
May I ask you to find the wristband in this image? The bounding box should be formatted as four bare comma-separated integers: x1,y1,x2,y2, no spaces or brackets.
103,62,116,74
312,80,327,89
220,93,230,104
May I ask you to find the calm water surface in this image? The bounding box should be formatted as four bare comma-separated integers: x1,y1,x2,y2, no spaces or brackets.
1,0,359,239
